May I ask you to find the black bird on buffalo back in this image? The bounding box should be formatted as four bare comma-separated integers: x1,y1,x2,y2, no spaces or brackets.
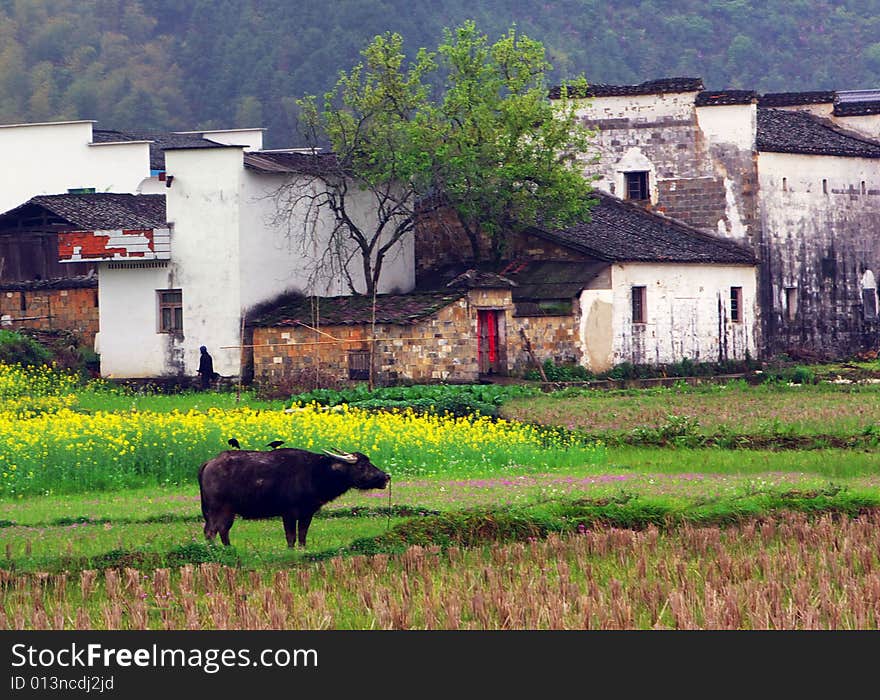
197,448,390,548
227,438,240,449
266,440,285,450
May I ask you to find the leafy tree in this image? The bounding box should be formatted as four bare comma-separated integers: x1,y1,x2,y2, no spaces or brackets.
281,31,434,297
427,21,596,262
286,21,596,295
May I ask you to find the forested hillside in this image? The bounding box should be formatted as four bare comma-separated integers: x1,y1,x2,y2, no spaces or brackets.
2,0,879,147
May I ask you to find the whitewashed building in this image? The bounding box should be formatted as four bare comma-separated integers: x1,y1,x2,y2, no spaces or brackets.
0,120,414,379
555,78,880,359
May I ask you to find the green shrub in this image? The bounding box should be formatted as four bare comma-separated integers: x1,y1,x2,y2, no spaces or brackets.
0,330,52,366
524,359,593,381
288,382,540,417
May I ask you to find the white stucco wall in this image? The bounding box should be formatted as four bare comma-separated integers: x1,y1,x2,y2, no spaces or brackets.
162,147,246,377
579,263,758,372
97,263,180,377
833,114,880,139
184,128,264,151
0,120,151,211
98,145,416,378
696,103,756,151
574,91,698,122
239,171,415,307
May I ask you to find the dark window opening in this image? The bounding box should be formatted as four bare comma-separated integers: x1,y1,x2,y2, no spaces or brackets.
624,171,649,201
19,292,26,313
158,289,183,333
632,286,647,324
730,287,743,323
864,288,878,319
348,350,371,380
784,287,798,321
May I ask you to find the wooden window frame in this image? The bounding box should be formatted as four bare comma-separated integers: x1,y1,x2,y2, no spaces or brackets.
730,286,743,323
624,171,649,201
631,285,647,324
157,289,183,334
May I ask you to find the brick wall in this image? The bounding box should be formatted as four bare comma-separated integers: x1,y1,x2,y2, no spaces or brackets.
0,286,99,347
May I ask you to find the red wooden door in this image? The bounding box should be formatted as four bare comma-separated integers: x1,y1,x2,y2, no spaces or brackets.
477,310,503,375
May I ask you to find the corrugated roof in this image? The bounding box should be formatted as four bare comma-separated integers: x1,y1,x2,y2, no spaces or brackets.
757,108,880,158
92,129,227,170
3,193,168,230
549,77,703,99
536,192,756,265
248,291,466,327
243,151,340,176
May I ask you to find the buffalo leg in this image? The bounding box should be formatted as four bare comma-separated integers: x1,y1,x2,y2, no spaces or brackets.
217,510,235,546
297,513,313,548
282,514,298,548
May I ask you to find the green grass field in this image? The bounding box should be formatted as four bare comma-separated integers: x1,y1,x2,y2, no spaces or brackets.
2,368,880,628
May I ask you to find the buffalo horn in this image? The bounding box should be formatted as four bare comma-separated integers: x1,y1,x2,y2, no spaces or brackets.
322,449,357,464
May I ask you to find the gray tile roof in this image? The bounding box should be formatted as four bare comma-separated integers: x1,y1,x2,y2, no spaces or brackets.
247,290,466,327
0,274,97,291
501,260,608,299
695,90,758,106
834,101,880,117
758,91,835,107
757,108,880,158
243,150,340,176
92,129,227,170
4,193,168,230
549,77,704,100
536,192,756,265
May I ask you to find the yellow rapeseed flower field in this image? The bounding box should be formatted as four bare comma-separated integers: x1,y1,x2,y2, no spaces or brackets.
0,402,604,497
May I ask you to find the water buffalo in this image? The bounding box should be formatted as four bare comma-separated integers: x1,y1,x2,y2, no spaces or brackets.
198,448,390,548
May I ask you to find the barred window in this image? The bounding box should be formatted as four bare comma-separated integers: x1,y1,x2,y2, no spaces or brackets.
624,171,649,201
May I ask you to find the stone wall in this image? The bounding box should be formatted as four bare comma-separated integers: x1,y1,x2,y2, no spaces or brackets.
251,288,542,386
0,284,99,347
512,305,582,373
253,296,480,385
575,94,759,246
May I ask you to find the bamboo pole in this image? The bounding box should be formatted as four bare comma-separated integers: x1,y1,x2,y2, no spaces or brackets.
220,336,428,349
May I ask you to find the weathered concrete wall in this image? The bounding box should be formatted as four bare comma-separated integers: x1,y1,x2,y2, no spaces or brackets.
758,151,880,357
607,262,758,367
0,285,99,346
572,93,759,245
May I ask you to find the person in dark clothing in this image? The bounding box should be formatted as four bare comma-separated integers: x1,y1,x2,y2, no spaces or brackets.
197,346,215,390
